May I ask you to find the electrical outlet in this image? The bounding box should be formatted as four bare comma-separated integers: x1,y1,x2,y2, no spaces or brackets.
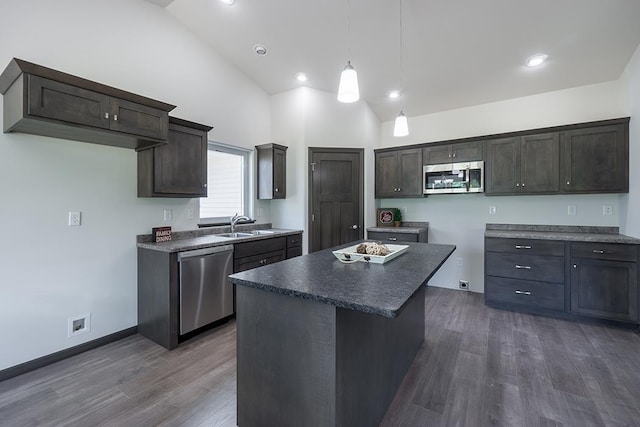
68,211,81,226
489,206,497,215
602,205,613,216
459,280,469,291
456,257,464,267
186,208,194,220
164,209,173,222
68,313,91,337
568,205,577,215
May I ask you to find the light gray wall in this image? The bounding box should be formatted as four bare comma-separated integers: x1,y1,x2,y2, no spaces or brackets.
0,0,271,370
379,80,630,293
620,44,640,238
270,87,380,252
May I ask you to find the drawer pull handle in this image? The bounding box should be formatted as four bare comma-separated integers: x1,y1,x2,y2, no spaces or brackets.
515,290,532,296
388,237,397,241
515,245,532,249
592,249,614,255
515,265,532,270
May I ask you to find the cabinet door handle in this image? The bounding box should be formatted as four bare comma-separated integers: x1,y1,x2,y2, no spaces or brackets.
515,290,531,295
203,183,207,187
452,153,456,158
592,249,605,254
388,237,397,241
113,114,118,121
566,180,571,185
521,182,525,187
515,265,532,270
573,264,577,268
515,245,532,249
350,225,359,230
516,183,520,187
275,188,279,192
104,112,109,119
259,259,267,265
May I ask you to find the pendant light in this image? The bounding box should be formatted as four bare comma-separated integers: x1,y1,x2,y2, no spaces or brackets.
393,0,409,137
337,0,359,103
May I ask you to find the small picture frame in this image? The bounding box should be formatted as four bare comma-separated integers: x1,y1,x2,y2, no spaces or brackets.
152,226,172,243
376,208,395,227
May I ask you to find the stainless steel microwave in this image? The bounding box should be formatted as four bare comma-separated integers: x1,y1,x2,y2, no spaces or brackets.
423,161,484,194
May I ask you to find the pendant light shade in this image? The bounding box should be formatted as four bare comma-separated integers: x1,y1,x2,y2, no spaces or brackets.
337,61,360,103
393,110,409,137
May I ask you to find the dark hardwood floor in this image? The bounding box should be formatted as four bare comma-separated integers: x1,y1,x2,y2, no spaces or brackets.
2,287,640,426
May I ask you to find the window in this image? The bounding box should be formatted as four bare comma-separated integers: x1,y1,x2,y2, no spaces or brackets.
200,142,251,221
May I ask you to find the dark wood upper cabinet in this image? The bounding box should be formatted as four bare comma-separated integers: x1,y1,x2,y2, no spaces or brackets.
486,133,559,194
0,58,175,150
375,148,422,198
423,141,483,164
560,123,629,193
138,117,212,198
256,143,287,199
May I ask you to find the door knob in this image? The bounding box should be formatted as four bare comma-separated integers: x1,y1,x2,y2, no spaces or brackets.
351,225,359,229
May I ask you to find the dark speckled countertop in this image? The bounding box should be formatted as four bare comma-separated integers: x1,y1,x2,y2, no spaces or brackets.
228,241,456,318
137,226,303,253
485,224,640,244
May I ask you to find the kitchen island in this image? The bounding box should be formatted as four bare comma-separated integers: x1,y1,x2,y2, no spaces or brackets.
229,241,456,427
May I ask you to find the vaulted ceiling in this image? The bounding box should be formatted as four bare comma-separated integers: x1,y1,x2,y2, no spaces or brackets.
151,0,640,122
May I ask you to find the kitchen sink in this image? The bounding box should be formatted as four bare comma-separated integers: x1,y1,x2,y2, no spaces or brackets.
217,232,254,238
251,230,275,235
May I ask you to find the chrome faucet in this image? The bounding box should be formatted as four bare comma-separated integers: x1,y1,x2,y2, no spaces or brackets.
230,213,251,233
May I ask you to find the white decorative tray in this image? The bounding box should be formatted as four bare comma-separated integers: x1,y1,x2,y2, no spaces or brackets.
332,244,409,264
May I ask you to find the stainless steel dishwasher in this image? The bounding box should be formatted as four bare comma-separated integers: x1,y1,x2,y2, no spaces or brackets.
178,245,234,335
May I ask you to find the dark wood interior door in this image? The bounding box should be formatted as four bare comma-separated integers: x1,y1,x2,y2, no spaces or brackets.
309,148,364,252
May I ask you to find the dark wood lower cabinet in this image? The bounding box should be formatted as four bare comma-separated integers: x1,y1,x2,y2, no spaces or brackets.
485,237,640,325
233,237,287,272
570,243,638,323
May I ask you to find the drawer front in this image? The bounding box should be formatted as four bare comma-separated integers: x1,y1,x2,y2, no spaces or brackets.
485,252,564,283
234,237,286,259
368,231,418,243
234,249,286,272
287,234,302,248
486,237,565,256
287,246,303,259
570,242,638,262
486,276,564,311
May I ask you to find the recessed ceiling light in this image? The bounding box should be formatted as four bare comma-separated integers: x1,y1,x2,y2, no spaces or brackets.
220,0,235,5
296,73,308,82
253,44,267,56
526,54,548,67
389,90,400,99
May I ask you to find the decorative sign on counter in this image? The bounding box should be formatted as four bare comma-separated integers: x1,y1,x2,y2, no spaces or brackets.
376,208,396,227
152,226,172,243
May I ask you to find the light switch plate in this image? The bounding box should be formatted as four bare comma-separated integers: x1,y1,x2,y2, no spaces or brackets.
568,205,577,215
164,209,173,222
489,206,497,215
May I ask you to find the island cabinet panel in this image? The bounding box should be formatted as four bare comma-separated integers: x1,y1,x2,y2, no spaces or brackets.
0,59,175,150
235,285,425,427
423,140,483,164
485,237,566,314
570,242,638,323
374,148,422,198
485,133,559,194
137,117,211,198
560,123,629,193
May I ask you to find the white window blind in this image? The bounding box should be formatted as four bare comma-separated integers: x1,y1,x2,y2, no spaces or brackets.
200,143,250,220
